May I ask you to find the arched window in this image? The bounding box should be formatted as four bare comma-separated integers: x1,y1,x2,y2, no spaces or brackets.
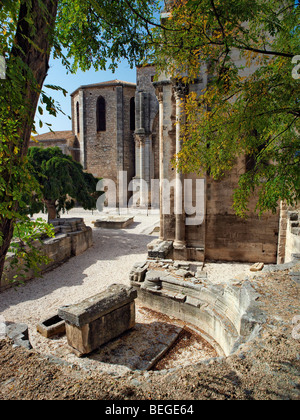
96,96,106,132
76,102,80,134
130,97,135,131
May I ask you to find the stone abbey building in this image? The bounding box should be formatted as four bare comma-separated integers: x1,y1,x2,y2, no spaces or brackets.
70,66,160,205
33,63,297,266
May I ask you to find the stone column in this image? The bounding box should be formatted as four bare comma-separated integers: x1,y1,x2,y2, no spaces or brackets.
157,88,165,241
136,135,148,208
135,136,141,179
173,83,188,250
139,135,145,183
277,201,288,264
144,136,151,187
134,90,152,207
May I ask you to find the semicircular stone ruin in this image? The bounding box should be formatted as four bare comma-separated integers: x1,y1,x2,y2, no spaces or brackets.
130,262,266,357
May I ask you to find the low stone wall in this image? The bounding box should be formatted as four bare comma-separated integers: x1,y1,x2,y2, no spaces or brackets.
130,261,265,357
1,218,93,292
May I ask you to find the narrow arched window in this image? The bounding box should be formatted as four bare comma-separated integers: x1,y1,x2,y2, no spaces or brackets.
130,97,135,131
76,102,80,134
96,96,106,132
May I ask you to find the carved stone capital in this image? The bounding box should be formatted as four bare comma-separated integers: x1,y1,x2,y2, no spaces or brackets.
134,133,146,146
155,86,164,104
172,79,189,99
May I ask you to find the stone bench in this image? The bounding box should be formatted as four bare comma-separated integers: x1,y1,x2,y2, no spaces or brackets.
58,284,137,356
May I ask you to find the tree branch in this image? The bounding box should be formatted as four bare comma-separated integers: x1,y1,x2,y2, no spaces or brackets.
122,0,180,32
237,44,294,59
210,0,227,44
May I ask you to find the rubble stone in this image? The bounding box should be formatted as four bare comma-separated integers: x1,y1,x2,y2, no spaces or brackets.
250,263,264,272
129,261,149,283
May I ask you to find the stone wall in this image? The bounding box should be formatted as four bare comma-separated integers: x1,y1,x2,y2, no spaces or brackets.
277,203,300,263
71,91,86,168
153,73,280,264
284,210,300,263
1,218,93,293
205,157,280,263
30,131,80,163
136,65,159,134
71,81,136,188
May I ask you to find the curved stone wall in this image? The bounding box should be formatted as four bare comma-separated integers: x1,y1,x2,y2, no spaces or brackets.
130,262,265,357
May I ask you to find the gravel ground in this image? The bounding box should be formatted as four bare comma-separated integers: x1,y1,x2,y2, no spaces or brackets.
0,209,299,400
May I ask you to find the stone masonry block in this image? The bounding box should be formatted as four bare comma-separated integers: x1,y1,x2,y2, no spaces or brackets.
59,284,137,356
129,261,149,283
93,216,134,229
147,240,173,259
37,315,66,339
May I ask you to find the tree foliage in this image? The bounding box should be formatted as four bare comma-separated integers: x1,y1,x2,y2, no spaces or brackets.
150,0,300,216
6,218,55,286
26,147,100,221
54,0,159,73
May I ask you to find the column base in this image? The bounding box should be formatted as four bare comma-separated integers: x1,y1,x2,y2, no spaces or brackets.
173,244,188,261
173,241,186,250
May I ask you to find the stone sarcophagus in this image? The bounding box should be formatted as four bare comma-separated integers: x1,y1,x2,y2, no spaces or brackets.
58,284,137,356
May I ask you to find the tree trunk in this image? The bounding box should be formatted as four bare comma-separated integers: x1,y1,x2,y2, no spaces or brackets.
0,218,15,288
11,0,59,157
0,0,59,284
45,200,57,222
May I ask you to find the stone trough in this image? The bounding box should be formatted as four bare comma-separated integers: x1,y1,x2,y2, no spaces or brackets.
37,315,66,339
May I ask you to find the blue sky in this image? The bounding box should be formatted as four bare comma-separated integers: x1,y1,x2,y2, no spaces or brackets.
35,56,137,135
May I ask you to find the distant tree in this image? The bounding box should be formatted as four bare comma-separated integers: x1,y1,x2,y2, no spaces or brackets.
26,147,100,222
